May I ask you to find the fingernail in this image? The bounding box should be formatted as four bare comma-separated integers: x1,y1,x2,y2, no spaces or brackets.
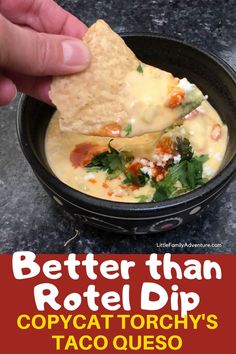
62,39,90,68
12,86,18,101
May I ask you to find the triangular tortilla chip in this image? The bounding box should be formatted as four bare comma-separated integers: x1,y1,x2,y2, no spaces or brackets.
50,20,204,137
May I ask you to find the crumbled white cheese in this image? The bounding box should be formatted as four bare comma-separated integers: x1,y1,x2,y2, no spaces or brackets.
77,183,88,191
177,78,194,93
214,152,223,161
196,105,205,114
140,166,153,177
84,173,96,180
153,153,172,166
140,158,149,165
162,153,172,162
139,158,154,168
184,110,198,120
173,154,181,164
148,161,154,168
184,112,191,120
112,188,125,197
203,166,215,176
204,95,208,100
153,155,162,166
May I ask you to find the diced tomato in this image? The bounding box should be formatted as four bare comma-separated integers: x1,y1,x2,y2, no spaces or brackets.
102,181,109,189
152,166,165,177
155,173,166,182
211,124,221,141
88,179,97,183
99,123,122,137
114,194,123,198
166,87,185,108
156,137,174,155
129,185,139,191
126,162,143,187
70,143,107,168
152,166,166,182
107,191,113,197
127,162,142,176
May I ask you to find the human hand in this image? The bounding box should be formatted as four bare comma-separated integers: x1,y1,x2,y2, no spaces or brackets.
0,0,90,106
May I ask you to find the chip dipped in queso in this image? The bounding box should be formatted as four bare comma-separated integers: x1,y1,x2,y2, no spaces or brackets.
46,20,228,203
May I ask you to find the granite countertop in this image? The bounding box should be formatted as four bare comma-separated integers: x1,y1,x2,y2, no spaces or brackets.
0,0,236,254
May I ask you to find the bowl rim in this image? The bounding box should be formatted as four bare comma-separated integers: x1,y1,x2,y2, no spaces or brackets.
16,33,236,215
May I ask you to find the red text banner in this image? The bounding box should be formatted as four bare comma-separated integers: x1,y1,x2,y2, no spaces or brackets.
0,253,234,353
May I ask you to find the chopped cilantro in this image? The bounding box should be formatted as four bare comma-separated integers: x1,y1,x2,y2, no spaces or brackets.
86,166,100,173
137,64,144,73
123,170,150,187
123,172,133,185
106,170,122,180
123,123,132,137
86,141,133,176
175,137,193,161
152,154,208,202
136,172,150,186
135,195,149,203
87,136,209,203
180,90,203,117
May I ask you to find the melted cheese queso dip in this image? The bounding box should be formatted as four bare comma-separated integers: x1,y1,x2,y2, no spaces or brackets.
45,101,228,203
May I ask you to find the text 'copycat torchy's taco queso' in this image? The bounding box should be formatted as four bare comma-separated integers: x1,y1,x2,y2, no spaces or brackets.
46,20,228,203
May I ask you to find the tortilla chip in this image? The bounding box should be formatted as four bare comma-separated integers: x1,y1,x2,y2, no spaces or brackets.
50,20,139,134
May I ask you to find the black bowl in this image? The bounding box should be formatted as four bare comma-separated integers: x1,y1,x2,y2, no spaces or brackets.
17,34,236,234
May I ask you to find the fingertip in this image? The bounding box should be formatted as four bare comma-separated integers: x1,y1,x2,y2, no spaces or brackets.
0,76,17,106
6,71,53,105
36,80,54,105
25,76,54,106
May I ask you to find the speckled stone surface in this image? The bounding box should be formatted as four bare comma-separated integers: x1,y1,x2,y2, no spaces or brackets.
0,0,236,254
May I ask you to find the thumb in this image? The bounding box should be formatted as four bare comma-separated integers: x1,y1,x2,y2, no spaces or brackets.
0,14,90,76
